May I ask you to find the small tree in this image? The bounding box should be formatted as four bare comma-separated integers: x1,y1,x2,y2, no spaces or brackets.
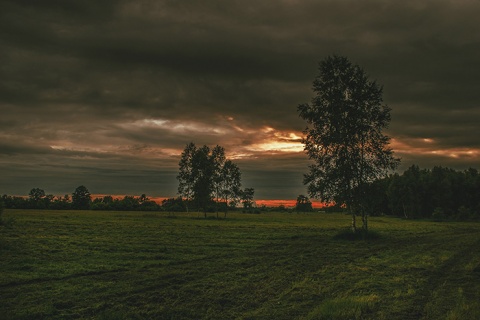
298,55,399,233
28,188,46,209
72,185,91,210
295,195,313,212
241,188,255,212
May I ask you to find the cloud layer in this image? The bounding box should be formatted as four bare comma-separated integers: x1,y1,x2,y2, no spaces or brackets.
1,0,479,198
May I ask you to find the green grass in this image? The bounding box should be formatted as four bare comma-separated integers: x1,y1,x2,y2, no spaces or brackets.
1,210,480,319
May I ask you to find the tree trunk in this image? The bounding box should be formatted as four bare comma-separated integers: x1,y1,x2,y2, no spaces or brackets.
362,211,368,233
223,197,228,219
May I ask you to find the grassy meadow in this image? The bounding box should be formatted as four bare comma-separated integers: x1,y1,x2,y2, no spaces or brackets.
1,209,480,319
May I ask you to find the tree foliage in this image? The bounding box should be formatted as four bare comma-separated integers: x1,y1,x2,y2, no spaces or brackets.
295,195,313,212
177,142,243,217
2,190,161,211
211,145,226,205
298,55,399,232
72,185,92,210
192,145,215,216
382,166,480,220
177,142,197,211
241,187,255,212
220,160,242,217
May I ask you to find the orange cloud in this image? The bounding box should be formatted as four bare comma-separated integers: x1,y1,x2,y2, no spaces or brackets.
391,137,480,160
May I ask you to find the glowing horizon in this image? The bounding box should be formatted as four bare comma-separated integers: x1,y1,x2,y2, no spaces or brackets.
90,195,325,209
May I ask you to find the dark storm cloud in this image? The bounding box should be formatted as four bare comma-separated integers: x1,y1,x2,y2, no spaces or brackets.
1,0,480,198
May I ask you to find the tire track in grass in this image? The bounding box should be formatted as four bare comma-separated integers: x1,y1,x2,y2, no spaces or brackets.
398,235,480,319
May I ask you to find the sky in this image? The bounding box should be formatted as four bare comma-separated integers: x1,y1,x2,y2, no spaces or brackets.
1,0,480,201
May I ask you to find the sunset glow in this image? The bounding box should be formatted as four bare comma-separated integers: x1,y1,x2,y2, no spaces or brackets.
90,196,326,209
2,0,479,199
246,127,304,153
255,199,326,209
248,141,304,153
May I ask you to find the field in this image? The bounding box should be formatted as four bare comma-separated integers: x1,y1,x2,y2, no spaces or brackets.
1,210,480,319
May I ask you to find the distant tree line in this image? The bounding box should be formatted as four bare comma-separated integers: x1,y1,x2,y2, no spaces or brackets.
4,166,476,221
364,165,480,220
1,182,256,214
2,186,93,210
1,186,160,211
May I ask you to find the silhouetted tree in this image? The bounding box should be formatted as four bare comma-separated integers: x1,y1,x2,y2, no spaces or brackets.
138,194,158,211
72,185,91,210
295,195,313,212
161,197,186,212
211,145,226,215
192,145,215,217
220,160,242,217
177,142,197,212
241,188,255,212
298,55,399,233
50,194,72,210
28,188,46,208
28,188,45,202
177,142,243,217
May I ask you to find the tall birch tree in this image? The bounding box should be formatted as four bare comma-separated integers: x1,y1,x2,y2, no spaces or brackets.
298,55,399,233
220,160,242,218
177,142,197,212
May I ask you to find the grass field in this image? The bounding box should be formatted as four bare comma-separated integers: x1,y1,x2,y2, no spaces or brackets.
1,209,480,319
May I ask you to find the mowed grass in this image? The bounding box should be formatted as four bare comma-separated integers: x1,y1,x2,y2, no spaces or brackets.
1,210,480,319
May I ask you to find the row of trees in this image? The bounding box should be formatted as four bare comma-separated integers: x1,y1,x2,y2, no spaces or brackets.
366,165,480,220
177,142,255,217
1,186,160,211
2,186,93,210
1,182,256,215
3,165,478,220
